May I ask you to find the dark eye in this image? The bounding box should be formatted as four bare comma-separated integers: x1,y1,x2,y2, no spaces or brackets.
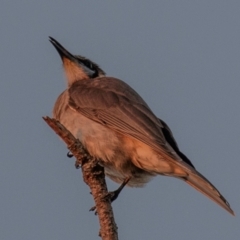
92,69,98,78
84,60,99,77
84,60,94,71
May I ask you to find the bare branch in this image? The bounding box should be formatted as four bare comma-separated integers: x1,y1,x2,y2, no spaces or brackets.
43,116,118,240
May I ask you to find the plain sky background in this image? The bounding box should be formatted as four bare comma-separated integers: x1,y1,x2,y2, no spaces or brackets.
0,1,239,239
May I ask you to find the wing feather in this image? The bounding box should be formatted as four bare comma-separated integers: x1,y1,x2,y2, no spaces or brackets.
69,77,195,171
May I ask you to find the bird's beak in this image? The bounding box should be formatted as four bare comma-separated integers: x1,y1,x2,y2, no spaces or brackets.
49,36,76,62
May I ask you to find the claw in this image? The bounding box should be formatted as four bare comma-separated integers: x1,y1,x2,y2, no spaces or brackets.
89,177,131,214
67,151,73,158
75,161,81,169
74,158,82,169
89,206,98,215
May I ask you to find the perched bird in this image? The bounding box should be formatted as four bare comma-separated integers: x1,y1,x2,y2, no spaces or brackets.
49,36,234,215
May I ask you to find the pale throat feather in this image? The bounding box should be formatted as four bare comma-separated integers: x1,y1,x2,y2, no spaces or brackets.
63,58,89,86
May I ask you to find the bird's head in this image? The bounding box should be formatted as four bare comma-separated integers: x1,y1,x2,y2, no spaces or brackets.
49,36,105,86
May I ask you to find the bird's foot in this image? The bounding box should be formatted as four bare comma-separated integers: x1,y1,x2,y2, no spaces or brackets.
89,190,120,214
89,177,131,214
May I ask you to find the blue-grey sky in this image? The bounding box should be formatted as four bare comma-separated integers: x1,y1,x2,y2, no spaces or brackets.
1,1,239,239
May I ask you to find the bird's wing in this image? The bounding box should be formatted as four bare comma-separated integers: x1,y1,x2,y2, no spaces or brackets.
69,77,180,161
68,77,202,172
68,77,195,170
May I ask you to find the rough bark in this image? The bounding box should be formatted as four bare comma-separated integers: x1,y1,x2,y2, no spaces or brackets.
43,116,118,240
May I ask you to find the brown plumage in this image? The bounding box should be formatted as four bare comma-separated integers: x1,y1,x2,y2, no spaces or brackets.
49,36,234,215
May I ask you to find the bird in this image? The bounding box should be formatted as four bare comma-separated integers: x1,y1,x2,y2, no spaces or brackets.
49,36,234,215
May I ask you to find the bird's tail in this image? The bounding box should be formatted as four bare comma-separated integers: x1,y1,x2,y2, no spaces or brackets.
183,170,234,215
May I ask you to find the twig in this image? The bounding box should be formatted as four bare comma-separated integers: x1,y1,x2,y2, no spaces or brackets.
43,116,118,240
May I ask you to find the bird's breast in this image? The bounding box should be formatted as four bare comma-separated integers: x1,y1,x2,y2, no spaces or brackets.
53,104,155,186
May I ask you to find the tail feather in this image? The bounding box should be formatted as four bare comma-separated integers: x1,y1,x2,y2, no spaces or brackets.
184,170,234,216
